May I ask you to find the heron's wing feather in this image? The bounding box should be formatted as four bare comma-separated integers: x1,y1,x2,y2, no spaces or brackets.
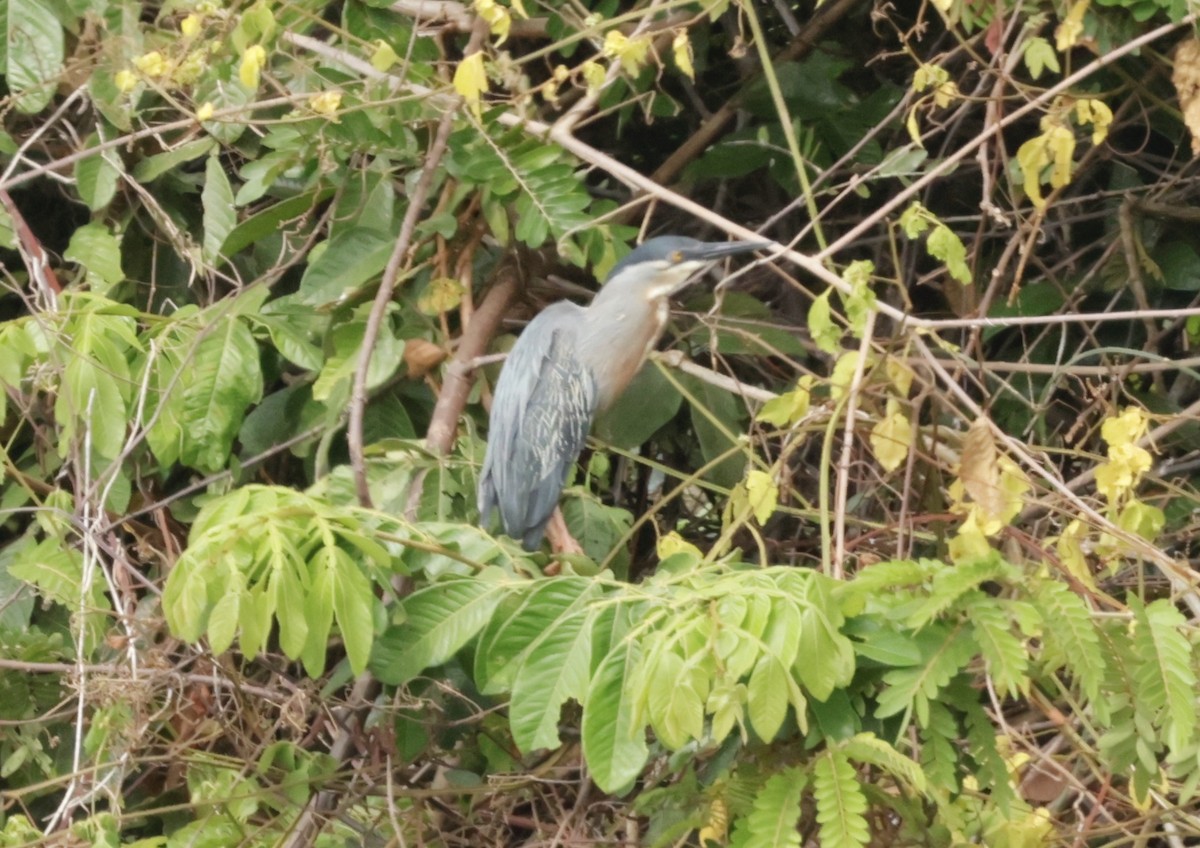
478,303,597,549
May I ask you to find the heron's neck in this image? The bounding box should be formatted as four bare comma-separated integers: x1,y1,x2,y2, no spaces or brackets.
582,291,670,410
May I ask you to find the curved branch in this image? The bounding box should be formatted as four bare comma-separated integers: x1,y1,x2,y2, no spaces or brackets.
347,111,457,508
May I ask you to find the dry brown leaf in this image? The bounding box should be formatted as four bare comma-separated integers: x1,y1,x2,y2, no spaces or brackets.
1173,38,1200,156
1020,760,1070,803
404,338,447,378
960,416,1005,518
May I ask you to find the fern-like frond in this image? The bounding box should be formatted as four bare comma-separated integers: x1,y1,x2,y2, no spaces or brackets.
919,700,960,792
875,622,976,730
813,748,870,848
963,592,1029,699
906,554,1018,629
843,732,928,795
1132,598,1197,754
739,767,806,848
1034,579,1104,703
962,692,1014,811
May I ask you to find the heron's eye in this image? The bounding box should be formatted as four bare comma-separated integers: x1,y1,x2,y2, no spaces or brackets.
670,251,683,263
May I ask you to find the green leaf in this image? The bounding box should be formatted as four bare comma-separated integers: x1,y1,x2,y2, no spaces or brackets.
64,223,124,293
8,536,110,651
162,560,210,643
592,364,682,448
740,767,805,848
331,548,376,675
807,289,841,354
56,353,127,461
1157,241,1200,291
963,593,1028,699
1023,37,1060,80
510,607,596,751
559,495,632,574
905,554,1016,629
298,555,333,677
1132,597,1197,753
645,648,705,749
178,316,264,473
250,313,324,370
371,579,507,684
683,373,747,490
74,139,121,211
298,228,398,307
898,203,930,238
747,654,789,741
1035,579,1104,703
4,0,64,114
206,584,242,655
132,138,217,183
272,543,309,660
582,640,648,794
847,620,922,667
962,692,1013,810
203,154,237,265
221,188,335,258
916,699,959,790
813,747,870,848
240,583,274,661
794,582,855,701
842,732,927,794
477,577,597,693
926,224,971,284
875,623,975,731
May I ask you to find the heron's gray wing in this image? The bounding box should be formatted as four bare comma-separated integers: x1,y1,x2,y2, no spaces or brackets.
478,302,597,550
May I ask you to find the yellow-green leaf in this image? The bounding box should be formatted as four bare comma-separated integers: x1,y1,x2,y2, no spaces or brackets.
870,406,912,472
239,45,266,89
454,52,489,116
745,469,778,525
1016,132,1052,207
672,30,695,79
1048,124,1075,189
757,375,815,427
808,290,840,354
371,40,398,71
418,277,464,315
603,31,651,76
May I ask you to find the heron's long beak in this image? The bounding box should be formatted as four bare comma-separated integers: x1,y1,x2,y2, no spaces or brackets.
682,240,771,262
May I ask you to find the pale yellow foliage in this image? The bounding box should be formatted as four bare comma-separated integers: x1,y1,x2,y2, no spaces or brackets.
743,470,778,525
656,532,703,561
1055,0,1091,51
239,45,266,89
181,13,202,37
603,31,652,75
309,91,342,118
1173,39,1200,156
474,0,512,44
115,70,138,93
1095,407,1153,503
133,51,168,77
454,52,489,117
672,30,695,79
870,402,912,473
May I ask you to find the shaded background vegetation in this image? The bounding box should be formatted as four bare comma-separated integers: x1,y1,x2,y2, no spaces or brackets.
4,0,1200,844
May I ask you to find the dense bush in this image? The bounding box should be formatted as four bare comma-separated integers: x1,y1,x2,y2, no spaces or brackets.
3,0,1200,844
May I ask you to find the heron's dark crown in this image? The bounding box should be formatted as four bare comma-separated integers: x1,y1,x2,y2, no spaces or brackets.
603,236,708,283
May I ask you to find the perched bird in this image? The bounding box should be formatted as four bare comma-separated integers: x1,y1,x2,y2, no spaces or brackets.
478,236,766,550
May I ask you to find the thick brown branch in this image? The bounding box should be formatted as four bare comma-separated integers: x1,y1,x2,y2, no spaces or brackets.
425,259,520,455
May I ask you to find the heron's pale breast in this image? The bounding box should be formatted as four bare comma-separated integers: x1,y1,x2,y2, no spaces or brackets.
585,297,669,411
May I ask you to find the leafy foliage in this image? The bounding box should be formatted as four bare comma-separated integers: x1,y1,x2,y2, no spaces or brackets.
4,0,1200,843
